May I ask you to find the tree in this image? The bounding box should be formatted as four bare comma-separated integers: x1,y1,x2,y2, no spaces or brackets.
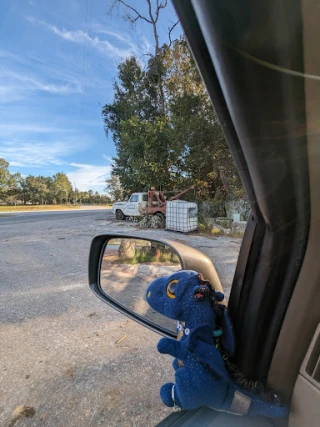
0,158,12,201
102,37,243,212
22,175,48,204
51,173,72,204
0,162,109,206
105,175,123,202
109,0,178,115
79,191,89,204
102,56,180,192
8,173,27,205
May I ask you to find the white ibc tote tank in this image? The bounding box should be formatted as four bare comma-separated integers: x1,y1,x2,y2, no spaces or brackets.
166,200,198,232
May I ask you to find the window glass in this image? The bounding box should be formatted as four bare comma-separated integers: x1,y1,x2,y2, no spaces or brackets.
0,2,247,426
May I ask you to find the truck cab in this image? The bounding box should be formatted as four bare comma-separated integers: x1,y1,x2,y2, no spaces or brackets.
112,193,148,220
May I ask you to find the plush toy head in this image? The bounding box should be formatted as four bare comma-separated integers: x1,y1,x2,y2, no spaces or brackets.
146,269,234,356
146,269,224,323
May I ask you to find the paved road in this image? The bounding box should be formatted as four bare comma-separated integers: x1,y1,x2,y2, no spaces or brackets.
0,210,240,427
0,210,113,321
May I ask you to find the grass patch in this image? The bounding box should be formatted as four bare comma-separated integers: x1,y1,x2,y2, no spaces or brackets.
0,204,81,212
118,247,180,265
125,252,158,264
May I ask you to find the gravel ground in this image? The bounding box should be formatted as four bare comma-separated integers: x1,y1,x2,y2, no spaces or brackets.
0,210,241,427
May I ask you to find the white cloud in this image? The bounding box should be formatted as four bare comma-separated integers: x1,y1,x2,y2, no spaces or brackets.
67,163,111,191
0,86,24,103
0,124,74,136
91,24,138,50
141,36,153,55
91,24,129,41
0,70,81,103
0,48,111,105
29,18,138,59
0,139,88,168
10,161,26,167
102,154,114,163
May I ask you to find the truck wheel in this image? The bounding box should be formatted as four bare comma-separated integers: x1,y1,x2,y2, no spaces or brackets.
116,210,124,220
155,212,165,228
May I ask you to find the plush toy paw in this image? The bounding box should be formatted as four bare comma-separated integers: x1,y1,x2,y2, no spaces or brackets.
160,383,175,407
157,337,185,359
157,337,171,354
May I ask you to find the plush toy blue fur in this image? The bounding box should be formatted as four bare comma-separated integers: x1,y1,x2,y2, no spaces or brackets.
146,270,288,418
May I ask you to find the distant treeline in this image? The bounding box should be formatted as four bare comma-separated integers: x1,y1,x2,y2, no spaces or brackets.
0,158,110,205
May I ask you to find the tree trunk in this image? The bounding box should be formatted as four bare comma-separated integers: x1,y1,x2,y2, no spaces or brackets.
218,168,230,193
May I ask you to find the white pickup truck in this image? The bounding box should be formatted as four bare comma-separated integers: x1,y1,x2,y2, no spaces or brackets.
112,187,193,225
112,193,149,220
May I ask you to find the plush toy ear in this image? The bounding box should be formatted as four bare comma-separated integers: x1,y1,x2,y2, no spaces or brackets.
185,325,229,381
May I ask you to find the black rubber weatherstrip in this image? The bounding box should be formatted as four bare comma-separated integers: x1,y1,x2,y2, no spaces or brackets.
155,407,219,427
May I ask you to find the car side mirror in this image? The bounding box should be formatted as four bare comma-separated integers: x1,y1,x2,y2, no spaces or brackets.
88,233,225,338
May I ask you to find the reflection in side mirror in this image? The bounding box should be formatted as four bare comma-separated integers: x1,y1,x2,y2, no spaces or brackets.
100,237,182,335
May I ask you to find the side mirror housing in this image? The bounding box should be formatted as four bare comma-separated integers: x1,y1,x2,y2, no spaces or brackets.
88,233,224,338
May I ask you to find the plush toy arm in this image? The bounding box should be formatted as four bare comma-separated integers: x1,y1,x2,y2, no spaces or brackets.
157,337,187,359
186,325,229,381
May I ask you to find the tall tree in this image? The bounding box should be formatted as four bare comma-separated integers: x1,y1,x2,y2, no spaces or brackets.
109,0,178,115
102,56,176,191
52,173,73,203
105,175,123,202
0,158,12,201
102,38,242,209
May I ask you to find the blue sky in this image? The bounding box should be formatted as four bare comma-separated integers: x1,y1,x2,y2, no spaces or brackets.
0,0,180,192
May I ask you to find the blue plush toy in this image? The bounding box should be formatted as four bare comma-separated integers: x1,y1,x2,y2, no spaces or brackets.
146,270,288,418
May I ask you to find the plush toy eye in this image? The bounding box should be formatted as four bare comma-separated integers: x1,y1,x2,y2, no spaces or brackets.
166,279,178,298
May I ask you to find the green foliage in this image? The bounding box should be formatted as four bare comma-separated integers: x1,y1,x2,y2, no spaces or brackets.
105,174,123,202
139,214,162,229
102,37,245,210
211,227,224,236
0,158,11,199
0,158,110,205
51,173,72,203
120,247,180,265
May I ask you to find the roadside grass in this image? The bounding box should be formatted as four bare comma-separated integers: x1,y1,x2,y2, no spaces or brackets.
109,247,181,265
123,249,180,265
197,222,244,238
0,204,110,212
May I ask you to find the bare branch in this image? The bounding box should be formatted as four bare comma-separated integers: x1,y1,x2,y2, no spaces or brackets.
113,0,152,24
146,0,154,22
155,0,167,23
168,21,179,47
156,0,168,10
139,52,153,60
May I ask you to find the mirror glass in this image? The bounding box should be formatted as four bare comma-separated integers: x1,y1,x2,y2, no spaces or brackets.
100,237,182,334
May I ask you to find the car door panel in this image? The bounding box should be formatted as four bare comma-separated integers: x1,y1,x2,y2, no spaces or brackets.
156,407,276,427
124,194,139,216
267,0,320,407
